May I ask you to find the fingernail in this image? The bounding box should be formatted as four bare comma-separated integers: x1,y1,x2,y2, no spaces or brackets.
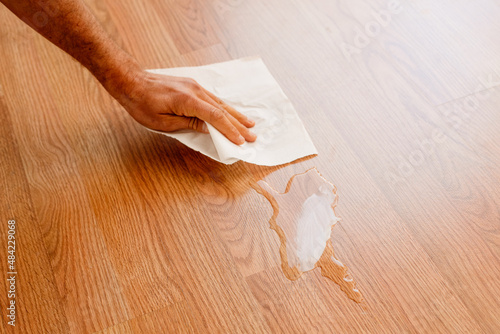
238,135,245,144
201,123,208,133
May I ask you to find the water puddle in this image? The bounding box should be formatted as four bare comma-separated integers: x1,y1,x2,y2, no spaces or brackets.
254,167,363,303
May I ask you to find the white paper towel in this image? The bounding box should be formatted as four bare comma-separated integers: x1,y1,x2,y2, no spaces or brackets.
146,57,318,166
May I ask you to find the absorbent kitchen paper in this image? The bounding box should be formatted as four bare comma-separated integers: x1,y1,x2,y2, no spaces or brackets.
146,57,318,166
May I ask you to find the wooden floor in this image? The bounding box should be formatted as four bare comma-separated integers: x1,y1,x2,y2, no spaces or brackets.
1,0,500,333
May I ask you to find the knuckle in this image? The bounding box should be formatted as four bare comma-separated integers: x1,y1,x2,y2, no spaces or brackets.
209,107,225,122
185,78,201,91
188,117,197,130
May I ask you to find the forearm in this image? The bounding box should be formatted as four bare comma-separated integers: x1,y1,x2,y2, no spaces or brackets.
1,0,139,98
1,0,256,144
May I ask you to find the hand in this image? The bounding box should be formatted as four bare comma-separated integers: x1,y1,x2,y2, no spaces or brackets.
116,70,257,145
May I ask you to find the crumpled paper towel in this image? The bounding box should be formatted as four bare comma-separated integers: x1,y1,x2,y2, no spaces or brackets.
146,57,317,166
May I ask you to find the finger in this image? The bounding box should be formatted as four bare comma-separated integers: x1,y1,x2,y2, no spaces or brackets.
221,101,256,128
199,90,257,142
185,117,209,133
192,99,246,145
225,111,257,142
151,115,209,134
203,89,256,128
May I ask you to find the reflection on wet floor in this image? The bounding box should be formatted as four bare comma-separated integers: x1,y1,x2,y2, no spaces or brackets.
254,168,363,303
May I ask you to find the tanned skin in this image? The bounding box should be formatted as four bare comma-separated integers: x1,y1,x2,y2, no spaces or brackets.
1,0,256,145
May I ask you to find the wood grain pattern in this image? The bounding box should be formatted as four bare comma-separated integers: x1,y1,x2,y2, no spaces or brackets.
1,0,499,332
0,13,129,333
0,86,69,334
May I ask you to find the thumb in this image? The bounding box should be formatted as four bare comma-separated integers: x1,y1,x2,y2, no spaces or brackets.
165,116,209,134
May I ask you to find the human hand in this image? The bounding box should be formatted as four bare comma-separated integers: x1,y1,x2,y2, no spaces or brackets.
115,70,257,145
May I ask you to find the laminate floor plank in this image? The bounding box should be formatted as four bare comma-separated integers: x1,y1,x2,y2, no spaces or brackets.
31,33,187,321
312,53,500,333
200,0,500,105
100,0,181,67
0,12,129,334
146,0,221,55
0,96,69,333
301,0,500,105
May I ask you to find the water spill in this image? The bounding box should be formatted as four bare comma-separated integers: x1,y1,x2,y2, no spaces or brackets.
254,167,363,303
